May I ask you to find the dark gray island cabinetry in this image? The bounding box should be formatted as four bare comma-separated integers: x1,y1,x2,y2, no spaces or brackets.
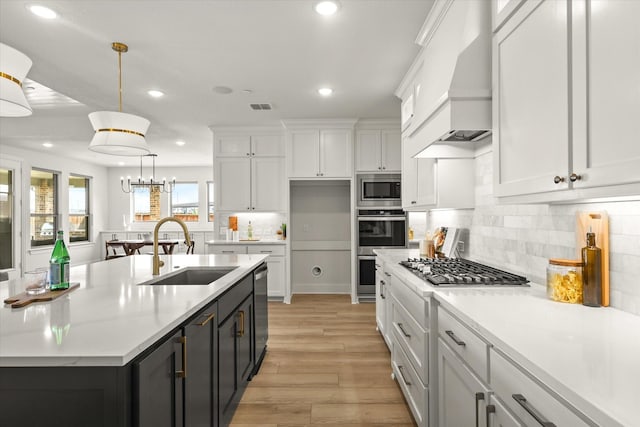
0,258,268,427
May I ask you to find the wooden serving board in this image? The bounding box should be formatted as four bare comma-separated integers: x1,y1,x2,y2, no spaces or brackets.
4,283,80,308
576,212,609,307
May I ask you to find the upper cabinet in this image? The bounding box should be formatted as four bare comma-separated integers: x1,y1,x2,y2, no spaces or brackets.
493,0,640,201
213,128,285,212
355,123,401,173
284,120,356,179
491,0,526,32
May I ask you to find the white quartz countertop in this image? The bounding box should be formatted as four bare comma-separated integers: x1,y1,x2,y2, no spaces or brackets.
206,239,286,245
375,249,640,427
0,254,267,367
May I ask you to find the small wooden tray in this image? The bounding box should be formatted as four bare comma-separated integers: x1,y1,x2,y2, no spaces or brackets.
4,283,80,308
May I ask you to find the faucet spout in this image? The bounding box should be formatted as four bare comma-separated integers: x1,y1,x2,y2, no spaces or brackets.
153,216,192,275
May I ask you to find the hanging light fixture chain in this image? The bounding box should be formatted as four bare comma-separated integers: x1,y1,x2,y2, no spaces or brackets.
111,42,128,112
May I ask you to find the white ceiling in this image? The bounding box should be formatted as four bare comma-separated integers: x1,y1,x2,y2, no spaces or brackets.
0,0,433,167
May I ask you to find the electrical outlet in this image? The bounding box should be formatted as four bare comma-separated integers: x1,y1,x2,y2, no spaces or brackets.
457,241,465,253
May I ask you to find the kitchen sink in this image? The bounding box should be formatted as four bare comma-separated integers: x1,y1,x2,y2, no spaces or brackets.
144,267,237,286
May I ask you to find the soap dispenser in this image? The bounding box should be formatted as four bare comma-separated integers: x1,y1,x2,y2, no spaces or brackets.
247,221,253,240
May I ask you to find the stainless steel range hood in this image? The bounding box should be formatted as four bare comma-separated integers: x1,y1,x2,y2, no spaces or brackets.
398,0,492,157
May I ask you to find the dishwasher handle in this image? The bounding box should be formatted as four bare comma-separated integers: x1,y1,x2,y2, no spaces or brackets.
255,264,268,281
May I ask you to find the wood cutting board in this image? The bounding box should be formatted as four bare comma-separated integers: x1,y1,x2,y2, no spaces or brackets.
576,212,609,307
4,283,80,308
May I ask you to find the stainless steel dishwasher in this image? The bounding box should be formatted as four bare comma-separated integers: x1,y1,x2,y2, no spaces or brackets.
251,262,268,378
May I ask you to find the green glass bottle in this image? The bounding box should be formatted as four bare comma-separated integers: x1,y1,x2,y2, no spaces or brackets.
49,230,70,290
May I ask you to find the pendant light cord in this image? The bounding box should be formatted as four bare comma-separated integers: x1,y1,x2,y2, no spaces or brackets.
118,49,123,112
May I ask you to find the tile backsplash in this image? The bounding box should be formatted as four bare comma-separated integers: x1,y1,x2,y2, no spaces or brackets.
429,151,640,315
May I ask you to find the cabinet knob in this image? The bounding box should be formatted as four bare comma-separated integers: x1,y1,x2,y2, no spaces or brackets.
411,201,417,204
246,153,250,156
252,152,255,156
247,207,251,210
569,173,582,182
553,175,565,184
382,166,386,170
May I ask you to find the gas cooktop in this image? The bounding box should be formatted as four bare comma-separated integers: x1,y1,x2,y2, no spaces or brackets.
399,258,529,287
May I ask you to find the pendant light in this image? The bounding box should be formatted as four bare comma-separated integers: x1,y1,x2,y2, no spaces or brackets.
120,154,175,193
88,42,150,156
0,43,33,117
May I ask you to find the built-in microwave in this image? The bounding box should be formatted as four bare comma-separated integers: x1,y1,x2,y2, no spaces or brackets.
357,174,401,207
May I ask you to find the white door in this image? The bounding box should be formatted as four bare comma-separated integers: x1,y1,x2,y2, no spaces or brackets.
0,157,22,279
319,129,352,178
493,0,571,196
381,130,401,172
215,157,251,211
252,157,285,211
571,0,640,189
356,130,381,172
288,130,319,177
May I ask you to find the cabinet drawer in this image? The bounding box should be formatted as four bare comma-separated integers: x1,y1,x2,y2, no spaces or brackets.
209,245,248,255
218,274,253,323
391,295,428,385
392,336,427,427
438,308,489,382
490,349,591,427
390,274,428,329
247,245,285,256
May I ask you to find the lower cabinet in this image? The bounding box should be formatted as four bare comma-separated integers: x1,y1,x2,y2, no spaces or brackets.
218,288,254,426
486,394,523,427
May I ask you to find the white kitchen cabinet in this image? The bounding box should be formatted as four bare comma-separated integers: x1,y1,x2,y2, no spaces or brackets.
493,0,640,200
375,261,387,341
438,338,490,427
215,154,285,212
486,395,523,427
490,348,590,427
491,0,526,32
214,134,284,157
287,128,353,178
355,129,401,173
402,137,436,209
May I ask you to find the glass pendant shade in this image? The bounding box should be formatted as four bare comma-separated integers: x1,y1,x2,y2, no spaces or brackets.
0,43,33,117
88,111,150,156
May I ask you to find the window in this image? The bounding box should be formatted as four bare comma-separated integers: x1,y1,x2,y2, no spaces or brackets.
69,175,90,242
0,168,13,269
133,186,161,222
171,182,199,222
30,168,58,247
207,181,214,222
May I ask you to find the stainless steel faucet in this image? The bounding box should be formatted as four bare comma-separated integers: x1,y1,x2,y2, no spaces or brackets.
153,216,192,275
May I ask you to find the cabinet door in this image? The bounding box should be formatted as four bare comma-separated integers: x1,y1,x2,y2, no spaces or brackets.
236,296,254,384
493,0,571,197
571,0,640,189
356,130,382,172
252,157,285,211
320,129,352,177
487,395,523,427
135,330,184,427
266,256,285,297
402,141,419,209
381,130,401,172
216,157,251,211
215,135,251,157
416,158,436,206
251,134,284,157
438,338,489,427
375,265,386,336
492,0,527,32
184,305,218,427
288,130,319,177
218,313,238,427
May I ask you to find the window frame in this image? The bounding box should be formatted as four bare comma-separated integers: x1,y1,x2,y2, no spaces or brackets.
30,168,59,247
132,186,162,222
207,181,214,222
68,174,91,243
170,181,199,222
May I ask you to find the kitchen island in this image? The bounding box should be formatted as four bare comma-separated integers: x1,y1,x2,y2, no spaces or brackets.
375,249,640,427
0,253,268,426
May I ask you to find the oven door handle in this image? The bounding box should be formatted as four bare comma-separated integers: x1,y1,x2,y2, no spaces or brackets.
358,256,377,260
357,216,406,221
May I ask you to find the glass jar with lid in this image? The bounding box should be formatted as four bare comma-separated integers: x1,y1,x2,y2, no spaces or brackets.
547,258,583,304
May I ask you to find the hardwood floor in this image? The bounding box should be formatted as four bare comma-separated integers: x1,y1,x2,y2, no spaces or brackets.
230,294,417,427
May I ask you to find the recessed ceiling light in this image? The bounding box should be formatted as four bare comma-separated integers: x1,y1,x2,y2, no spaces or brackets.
176,140,186,146
147,90,164,98
315,1,339,16
318,87,333,96
28,5,58,19
241,89,253,94
42,142,53,148
117,161,125,166
213,86,233,95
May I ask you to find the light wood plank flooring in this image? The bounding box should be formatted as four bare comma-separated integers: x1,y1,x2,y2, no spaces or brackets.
230,294,417,427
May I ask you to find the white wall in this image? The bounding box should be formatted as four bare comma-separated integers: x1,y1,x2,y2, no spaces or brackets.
106,166,214,232
0,146,109,272
428,151,640,316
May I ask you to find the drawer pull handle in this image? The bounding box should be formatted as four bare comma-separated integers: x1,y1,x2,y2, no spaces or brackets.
397,365,411,386
398,323,411,338
222,250,235,254
486,404,496,427
380,281,386,299
384,272,391,277
237,310,245,337
512,394,557,427
197,312,215,327
260,250,273,253
445,330,466,347
375,263,381,268
175,336,187,378
475,392,485,427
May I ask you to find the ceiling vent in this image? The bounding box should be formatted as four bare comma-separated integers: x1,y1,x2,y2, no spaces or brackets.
250,103,272,111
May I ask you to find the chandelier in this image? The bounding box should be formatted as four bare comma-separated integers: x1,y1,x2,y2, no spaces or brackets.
121,154,175,193
88,42,150,156
0,43,33,117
